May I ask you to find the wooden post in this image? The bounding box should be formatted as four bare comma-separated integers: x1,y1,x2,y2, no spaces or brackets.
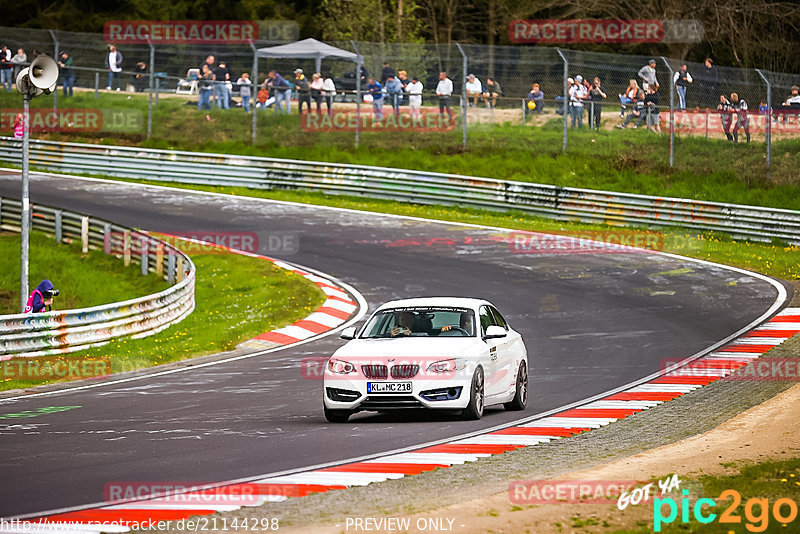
176,256,184,282
140,236,149,275
156,243,164,278
123,229,131,266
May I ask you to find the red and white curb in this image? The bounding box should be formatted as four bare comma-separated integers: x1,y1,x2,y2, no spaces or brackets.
14,307,797,533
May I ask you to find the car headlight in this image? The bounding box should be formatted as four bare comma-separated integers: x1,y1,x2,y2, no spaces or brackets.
426,358,469,373
327,358,356,375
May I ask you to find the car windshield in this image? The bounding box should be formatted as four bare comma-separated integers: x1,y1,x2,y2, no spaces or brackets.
360,307,476,338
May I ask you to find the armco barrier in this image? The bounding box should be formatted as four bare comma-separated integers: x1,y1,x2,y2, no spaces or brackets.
0,137,799,244
0,196,195,359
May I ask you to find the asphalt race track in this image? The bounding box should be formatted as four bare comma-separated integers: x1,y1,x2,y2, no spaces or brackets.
0,171,786,518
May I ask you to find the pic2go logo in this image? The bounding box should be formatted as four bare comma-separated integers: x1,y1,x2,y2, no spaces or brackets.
654,489,799,532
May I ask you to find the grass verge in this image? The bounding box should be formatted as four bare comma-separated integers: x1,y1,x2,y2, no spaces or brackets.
2,89,799,211
1,233,326,392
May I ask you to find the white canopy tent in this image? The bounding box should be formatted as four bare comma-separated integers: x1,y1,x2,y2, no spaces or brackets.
256,38,361,74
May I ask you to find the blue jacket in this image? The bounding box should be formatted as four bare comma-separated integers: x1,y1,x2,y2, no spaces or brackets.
368,81,383,101
385,78,402,94
30,279,54,313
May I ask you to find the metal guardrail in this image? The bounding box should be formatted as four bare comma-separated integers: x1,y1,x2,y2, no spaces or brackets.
0,137,798,245
0,196,195,358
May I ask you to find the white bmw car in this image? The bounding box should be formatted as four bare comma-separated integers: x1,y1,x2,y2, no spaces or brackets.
323,297,528,422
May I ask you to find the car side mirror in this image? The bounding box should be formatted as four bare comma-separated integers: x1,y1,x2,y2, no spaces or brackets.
340,326,357,340
483,325,507,340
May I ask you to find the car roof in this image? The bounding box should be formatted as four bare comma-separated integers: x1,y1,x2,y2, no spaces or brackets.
374,297,493,311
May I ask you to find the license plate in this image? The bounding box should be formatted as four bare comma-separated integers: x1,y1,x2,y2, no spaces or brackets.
367,382,412,393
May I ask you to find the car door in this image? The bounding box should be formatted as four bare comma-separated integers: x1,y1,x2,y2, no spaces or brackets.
488,306,518,396
479,305,504,398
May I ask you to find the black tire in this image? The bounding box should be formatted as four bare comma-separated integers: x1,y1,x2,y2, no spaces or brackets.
504,360,528,411
462,366,485,420
324,407,352,423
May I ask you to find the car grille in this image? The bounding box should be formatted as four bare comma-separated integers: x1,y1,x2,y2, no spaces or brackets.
361,364,388,379
360,395,423,409
390,364,420,379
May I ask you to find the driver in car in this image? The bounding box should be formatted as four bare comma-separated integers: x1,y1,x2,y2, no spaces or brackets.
391,311,414,337
441,313,472,335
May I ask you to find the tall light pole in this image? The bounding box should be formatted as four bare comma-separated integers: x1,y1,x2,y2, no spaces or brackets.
15,56,58,312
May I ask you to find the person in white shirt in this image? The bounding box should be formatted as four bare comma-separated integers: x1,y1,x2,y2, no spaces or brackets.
673,65,693,109
406,75,423,118
568,74,588,128
322,75,336,116
236,73,252,112
436,72,453,120
465,73,482,107
105,45,123,91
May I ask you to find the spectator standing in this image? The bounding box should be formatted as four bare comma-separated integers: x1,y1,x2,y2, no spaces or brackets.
673,65,693,109
700,58,718,109
397,70,409,97
483,78,502,108
310,73,324,113
527,83,544,114
200,55,215,75
644,85,661,134
322,74,336,116
436,72,453,120
294,69,311,114
381,62,395,85
198,64,213,110
619,79,639,117
568,74,588,128
105,45,123,91
406,75,423,118
638,59,658,91
237,72,252,112
0,46,12,91
465,74,482,107
588,77,607,129
10,49,27,83
385,74,403,116
367,78,384,120
267,71,291,113
13,113,24,139
57,51,75,97
213,61,232,109
730,92,750,143
718,94,734,141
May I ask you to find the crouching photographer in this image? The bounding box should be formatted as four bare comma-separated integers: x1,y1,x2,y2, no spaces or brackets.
24,279,60,314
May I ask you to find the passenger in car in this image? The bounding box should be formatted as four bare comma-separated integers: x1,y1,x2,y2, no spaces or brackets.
391,311,414,337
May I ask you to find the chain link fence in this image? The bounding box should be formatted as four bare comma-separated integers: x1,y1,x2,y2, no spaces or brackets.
1,25,798,173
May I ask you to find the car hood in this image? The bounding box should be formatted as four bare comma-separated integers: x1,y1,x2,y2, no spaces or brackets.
333,336,479,360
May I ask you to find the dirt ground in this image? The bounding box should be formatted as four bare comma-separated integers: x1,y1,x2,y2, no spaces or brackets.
282,381,800,533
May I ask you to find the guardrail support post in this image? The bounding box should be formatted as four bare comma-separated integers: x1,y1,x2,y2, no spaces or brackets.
167,253,176,284
123,229,131,266
54,210,62,243
556,49,568,153
755,69,771,180
156,243,164,278
176,256,184,282
81,216,89,253
140,236,149,276
660,57,675,167
103,223,111,253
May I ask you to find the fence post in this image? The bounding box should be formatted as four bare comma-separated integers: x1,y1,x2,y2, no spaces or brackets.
140,236,149,276
81,216,89,253
660,57,675,167
103,223,111,253
455,43,467,149
522,99,526,125
49,30,59,114
755,69,771,180
705,108,709,139
167,253,176,284
155,78,160,105
123,229,131,266
147,42,154,140
176,256,184,282
351,41,362,149
556,49,568,153
54,210,62,243
249,41,259,146
94,72,99,99
156,242,164,278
